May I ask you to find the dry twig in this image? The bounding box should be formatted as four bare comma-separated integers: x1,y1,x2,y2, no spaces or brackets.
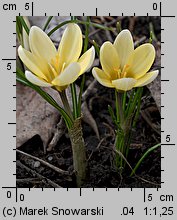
47,117,66,151
16,149,71,177
16,161,62,188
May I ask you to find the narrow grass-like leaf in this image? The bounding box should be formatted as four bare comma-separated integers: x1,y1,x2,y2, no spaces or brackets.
115,89,120,122
122,91,127,111
108,105,119,127
83,17,90,53
92,40,100,57
78,17,90,116
43,16,53,31
126,88,142,118
149,22,157,42
125,89,134,117
70,83,78,119
18,16,30,35
16,17,22,41
78,74,85,117
130,143,161,176
47,20,75,36
116,21,122,33
149,31,153,44
133,87,143,127
81,20,114,31
71,16,76,21
47,19,114,36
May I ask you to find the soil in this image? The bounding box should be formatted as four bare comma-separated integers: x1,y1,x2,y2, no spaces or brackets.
16,16,161,188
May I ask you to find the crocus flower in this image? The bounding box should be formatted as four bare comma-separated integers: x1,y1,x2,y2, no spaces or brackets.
18,24,95,91
92,29,158,91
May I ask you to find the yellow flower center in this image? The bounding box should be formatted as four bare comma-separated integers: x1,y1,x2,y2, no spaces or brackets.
113,64,130,80
50,54,60,73
48,54,67,82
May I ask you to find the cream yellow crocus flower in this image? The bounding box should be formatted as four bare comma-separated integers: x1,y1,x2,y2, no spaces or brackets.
92,29,158,91
18,24,95,91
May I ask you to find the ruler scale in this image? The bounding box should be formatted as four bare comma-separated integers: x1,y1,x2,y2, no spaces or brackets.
0,0,177,219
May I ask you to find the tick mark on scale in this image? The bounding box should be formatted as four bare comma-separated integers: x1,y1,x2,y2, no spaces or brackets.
2,58,16,61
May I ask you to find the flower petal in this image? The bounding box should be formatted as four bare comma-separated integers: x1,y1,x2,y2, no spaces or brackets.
100,41,120,80
25,70,52,87
58,23,82,66
113,29,134,69
112,78,137,91
78,46,95,75
52,62,80,86
92,67,114,88
127,43,155,79
134,70,159,87
29,26,56,62
18,45,48,80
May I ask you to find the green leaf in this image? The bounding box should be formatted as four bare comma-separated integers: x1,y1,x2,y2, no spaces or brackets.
78,16,90,117
43,16,53,31
16,17,23,40
92,40,100,57
71,16,76,21
133,87,143,127
47,20,75,36
122,91,127,111
80,20,114,31
70,83,78,119
83,16,90,53
77,74,85,117
18,16,30,35
130,143,161,176
47,19,114,37
125,88,143,119
108,105,119,127
125,89,135,117
149,22,157,42
116,21,122,34
115,89,120,122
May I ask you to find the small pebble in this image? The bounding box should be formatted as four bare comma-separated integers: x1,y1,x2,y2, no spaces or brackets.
65,133,69,139
33,161,40,168
48,156,53,161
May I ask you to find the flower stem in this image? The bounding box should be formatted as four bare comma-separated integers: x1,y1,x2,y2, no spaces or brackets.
70,83,78,119
69,117,87,187
117,91,124,122
115,91,131,169
60,91,87,186
59,90,73,120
